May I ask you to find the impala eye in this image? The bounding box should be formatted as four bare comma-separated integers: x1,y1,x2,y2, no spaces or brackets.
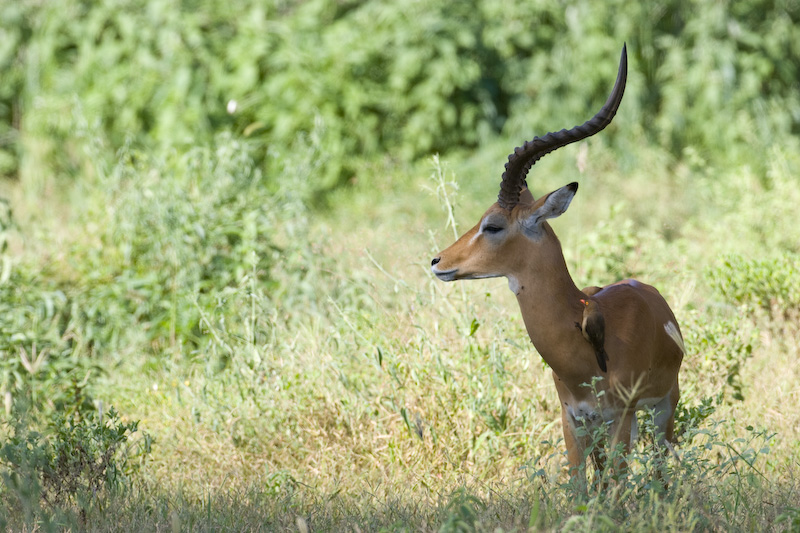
483,225,504,234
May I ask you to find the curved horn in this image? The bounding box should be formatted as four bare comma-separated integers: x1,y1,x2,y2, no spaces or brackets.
497,44,628,210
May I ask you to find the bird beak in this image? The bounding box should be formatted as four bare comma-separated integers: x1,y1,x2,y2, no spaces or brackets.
579,299,587,305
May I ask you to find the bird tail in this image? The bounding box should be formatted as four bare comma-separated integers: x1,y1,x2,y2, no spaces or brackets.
595,349,608,373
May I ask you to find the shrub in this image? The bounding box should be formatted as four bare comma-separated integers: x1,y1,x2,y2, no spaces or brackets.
706,253,800,316
3,0,799,187
569,203,646,286
55,133,290,357
0,252,86,416
0,396,151,529
681,309,757,402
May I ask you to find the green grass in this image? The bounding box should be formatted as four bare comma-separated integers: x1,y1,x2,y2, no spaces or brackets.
3,1,800,529
3,136,800,531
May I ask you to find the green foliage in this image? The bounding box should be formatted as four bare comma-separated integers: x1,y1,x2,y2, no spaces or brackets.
2,0,800,530
620,0,800,164
3,0,800,189
778,505,800,532
0,260,102,416
572,203,646,286
57,133,291,357
674,396,717,442
521,421,778,532
682,310,756,402
0,394,151,529
3,133,293,405
3,0,520,185
516,417,789,531
439,488,485,533
0,198,11,280
707,253,800,315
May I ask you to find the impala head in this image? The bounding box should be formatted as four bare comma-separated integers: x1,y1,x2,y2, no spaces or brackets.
431,45,627,288
430,182,579,285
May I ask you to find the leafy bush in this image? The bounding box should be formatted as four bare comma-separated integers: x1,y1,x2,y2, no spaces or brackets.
0,254,93,416
439,488,485,533
4,128,334,464
681,309,757,402
521,419,777,532
619,1,800,163
569,203,646,286
0,255,152,527
3,131,289,386
3,0,799,187
0,397,151,529
706,253,800,316
52,133,291,357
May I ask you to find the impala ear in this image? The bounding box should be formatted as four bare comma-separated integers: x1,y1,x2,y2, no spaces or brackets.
521,182,578,237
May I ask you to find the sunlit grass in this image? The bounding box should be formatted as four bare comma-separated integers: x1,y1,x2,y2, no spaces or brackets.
3,1,800,527
3,130,800,530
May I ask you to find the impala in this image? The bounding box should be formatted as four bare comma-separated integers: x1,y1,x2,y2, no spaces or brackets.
430,45,684,484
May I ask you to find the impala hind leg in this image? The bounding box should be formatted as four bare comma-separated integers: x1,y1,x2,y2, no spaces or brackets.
651,382,680,449
663,381,680,445
650,381,681,487
561,409,590,493
606,410,634,481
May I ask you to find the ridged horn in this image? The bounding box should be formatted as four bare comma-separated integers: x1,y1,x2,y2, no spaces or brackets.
497,44,628,210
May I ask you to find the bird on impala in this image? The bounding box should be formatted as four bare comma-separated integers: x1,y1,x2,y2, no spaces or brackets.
578,298,609,373
430,44,684,487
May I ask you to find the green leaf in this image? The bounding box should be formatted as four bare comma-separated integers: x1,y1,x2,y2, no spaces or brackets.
468,318,480,337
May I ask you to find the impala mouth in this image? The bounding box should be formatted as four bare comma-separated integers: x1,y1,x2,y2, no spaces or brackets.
432,267,458,281
432,267,503,283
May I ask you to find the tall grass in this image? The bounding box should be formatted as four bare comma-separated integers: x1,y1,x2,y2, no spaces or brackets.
2,1,800,530
3,114,800,529
9,138,800,530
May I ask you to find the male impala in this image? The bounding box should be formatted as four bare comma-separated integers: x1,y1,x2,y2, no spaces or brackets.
431,46,684,483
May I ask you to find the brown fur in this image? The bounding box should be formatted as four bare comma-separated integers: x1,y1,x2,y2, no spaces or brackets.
432,186,684,486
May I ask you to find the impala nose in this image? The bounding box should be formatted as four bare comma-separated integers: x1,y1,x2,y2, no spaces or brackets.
431,257,441,266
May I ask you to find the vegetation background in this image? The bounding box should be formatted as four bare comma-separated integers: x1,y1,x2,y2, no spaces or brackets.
1,0,800,530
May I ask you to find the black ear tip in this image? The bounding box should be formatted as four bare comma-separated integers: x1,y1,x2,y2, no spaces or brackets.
567,182,579,192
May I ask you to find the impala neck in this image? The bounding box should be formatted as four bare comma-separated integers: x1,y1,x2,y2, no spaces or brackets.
511,233,587,378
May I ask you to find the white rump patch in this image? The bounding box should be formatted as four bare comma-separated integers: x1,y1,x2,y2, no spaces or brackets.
664,321,685,354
